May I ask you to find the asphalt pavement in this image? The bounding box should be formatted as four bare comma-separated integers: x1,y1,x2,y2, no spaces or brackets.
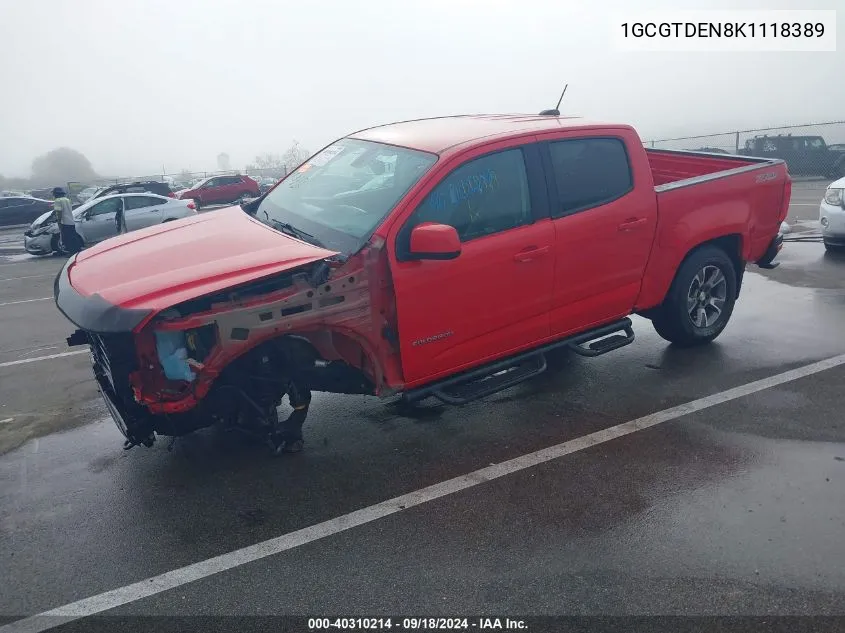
1,188,845,631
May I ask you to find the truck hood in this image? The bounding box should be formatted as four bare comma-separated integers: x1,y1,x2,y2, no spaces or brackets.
64,206,339,313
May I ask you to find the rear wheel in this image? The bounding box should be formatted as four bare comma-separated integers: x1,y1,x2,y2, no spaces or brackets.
650,245,737,347
824,240,845,254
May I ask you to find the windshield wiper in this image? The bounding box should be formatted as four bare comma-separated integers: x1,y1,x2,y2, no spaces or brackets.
267,219,325,248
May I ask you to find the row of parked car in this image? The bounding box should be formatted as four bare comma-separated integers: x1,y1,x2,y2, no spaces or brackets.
1,174,277,229
5,173,280,256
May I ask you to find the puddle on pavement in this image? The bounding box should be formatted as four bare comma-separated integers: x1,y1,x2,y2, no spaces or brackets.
0,253,40,264
602,426,845,593
754,241,845,290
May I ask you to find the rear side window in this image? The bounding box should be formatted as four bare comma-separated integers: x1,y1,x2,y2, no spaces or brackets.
124,196,161,210
548,138,633,217
406,148,532,244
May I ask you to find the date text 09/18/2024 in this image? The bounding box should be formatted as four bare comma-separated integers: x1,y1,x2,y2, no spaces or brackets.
307,617,527,630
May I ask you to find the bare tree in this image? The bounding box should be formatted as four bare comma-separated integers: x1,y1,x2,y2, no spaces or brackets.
281,141,310,170
30,148,98,187
248,152,286,170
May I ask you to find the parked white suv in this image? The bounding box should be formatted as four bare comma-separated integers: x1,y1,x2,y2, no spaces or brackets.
820,177,845,252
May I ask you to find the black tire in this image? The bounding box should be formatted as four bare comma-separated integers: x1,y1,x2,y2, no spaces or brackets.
824,241,845,253
650,245,737,347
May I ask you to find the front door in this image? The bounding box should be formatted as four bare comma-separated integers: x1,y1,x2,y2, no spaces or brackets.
77,197,123,244
541,134,658,336
201,178,223,205
390,143,555,385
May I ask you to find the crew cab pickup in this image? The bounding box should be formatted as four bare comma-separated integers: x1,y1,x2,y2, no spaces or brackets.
54,114,790,453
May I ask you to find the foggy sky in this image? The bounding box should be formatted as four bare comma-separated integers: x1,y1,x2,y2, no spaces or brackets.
0,0,842,178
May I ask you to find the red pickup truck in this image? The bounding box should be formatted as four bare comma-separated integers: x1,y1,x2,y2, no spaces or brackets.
55,114,790,454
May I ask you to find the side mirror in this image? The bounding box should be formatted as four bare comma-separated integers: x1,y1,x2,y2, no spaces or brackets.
408,223,461,260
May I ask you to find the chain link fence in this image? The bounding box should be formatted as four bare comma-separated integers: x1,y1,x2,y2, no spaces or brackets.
645,121,845,180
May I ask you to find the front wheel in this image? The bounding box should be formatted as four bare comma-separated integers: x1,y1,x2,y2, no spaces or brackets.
650,245,737,347
824,240,845,254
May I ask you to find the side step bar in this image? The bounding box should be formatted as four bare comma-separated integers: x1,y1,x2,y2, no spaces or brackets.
403,318,635,406
432,355,547,405
567,320,635,357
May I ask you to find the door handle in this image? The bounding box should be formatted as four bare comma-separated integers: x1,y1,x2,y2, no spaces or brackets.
513,246,550,262
618,217,648,232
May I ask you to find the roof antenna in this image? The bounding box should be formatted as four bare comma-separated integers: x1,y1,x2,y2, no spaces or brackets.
539,84,568,116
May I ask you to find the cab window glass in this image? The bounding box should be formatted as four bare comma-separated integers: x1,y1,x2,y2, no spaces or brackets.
409,148,531,243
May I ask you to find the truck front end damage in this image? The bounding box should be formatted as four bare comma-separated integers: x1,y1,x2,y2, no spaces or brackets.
55,239,402,453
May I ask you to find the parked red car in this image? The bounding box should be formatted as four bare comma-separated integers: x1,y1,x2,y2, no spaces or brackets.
56,114,789,455
176,174,259,209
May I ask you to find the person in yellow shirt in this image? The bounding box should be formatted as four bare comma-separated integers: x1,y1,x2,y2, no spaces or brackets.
52,187,82,254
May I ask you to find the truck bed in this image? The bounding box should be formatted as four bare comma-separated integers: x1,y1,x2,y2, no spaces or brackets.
646,148,776,188
634,148,791,311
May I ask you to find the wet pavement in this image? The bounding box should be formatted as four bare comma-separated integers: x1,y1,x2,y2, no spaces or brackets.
1,197,845,626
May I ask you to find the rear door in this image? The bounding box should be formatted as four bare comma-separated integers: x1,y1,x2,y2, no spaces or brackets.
389,141,555,385
540,132,658,336
122,195,165,232
221,176,243,202
0,199,18,227
803,137,829,176
202,176,223,203
775,137,804,174
77,197,123,243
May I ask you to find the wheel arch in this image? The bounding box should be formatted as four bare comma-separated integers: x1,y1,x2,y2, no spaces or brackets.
636,232,744,319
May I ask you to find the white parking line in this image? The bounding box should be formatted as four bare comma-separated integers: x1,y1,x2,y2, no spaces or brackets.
0,297,51,307
0,274,54,282
0,350,88,369
3,351,845,633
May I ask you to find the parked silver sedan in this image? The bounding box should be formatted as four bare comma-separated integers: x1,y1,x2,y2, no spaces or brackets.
24,193,197,255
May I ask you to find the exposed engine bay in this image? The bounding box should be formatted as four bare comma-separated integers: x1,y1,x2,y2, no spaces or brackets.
65,240,402,454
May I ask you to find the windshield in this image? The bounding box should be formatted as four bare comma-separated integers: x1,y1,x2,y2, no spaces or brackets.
252,139,437,254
